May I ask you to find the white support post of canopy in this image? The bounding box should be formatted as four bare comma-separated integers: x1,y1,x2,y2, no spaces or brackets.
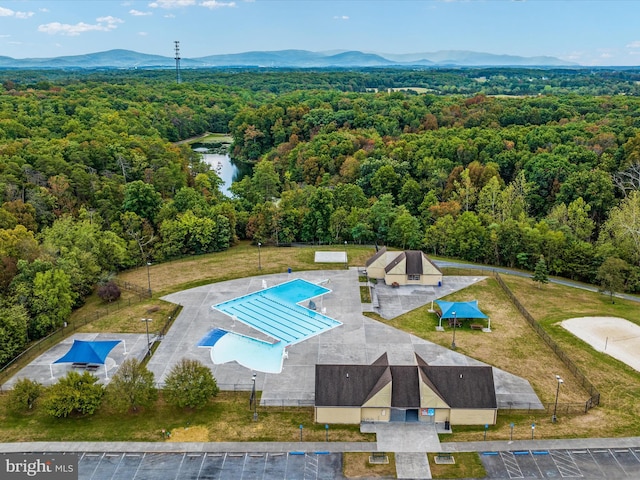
50,364,54,380
104,363,109,380
483,317,492,333
122,339,127,354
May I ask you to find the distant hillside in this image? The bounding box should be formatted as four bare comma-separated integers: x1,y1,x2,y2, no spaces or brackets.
0,49,577,69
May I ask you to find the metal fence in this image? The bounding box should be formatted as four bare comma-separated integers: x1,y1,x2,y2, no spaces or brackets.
494,272,601,411
114,279,152,298
501,402,596,416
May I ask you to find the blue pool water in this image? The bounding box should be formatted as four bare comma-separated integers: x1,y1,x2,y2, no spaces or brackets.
212,278,340,345
198,328,285,373
204,278,341,373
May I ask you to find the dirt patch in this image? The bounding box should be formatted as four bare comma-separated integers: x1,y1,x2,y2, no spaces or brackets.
562,317,640,372
166,426,209,442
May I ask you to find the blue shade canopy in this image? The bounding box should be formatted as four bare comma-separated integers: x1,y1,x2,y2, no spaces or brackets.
435,300,488,319
54,340,121,365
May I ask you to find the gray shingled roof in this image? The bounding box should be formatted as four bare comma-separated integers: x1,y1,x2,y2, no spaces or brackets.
390,366,420,408
420,365,497,409
315,364,389,406
405,250,423,275
316,353,497,410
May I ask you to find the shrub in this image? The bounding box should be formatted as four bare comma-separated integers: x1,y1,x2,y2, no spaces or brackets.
97,281,121,303
164,358,219,409
106,358,157,413
43,371,104,418
10,378,42,410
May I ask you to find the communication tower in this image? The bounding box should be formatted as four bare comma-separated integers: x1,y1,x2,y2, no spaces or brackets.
174,40,181,84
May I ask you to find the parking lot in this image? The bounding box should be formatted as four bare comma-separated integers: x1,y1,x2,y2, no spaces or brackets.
77,451,343,480
481,447,640,479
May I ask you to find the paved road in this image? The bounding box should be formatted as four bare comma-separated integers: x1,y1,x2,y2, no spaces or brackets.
433,259,640,304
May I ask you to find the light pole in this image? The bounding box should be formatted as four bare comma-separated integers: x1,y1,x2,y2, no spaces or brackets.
552,374,563,423
258,242,262,271
146,261,152,297
451,311,457,350
344,241,348,269
141,318,152,357
252,373,258,421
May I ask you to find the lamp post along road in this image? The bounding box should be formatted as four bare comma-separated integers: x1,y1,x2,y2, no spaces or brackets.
552,375,563,423
451,311,457,350
141,318,152,357
251,373,258,421
258,242,262,271
146,262,152,297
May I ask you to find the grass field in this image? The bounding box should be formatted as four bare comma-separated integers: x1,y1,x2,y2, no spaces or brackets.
0,391,371,443
3,243,640,444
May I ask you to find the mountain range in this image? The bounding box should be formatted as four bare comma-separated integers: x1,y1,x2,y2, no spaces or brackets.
0,49,577,69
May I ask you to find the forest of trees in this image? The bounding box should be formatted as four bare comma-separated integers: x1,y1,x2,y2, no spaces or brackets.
2,67,640,363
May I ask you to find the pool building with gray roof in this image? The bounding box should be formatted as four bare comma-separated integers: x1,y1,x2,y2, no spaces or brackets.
315,353,497,426
365,247,443,286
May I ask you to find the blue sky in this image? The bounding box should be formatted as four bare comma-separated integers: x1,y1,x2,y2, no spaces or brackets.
1,0,639,66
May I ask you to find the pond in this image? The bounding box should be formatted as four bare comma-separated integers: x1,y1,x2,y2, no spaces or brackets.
198,152,239,197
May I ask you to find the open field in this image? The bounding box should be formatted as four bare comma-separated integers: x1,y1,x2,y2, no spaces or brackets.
118,241,374,296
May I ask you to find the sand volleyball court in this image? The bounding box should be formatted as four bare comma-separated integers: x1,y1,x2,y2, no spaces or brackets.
562,317,640,372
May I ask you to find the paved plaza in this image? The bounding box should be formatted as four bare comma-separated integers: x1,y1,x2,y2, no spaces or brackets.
152,268,542,409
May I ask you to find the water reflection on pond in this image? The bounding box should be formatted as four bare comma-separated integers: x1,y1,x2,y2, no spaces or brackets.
199,152,240,197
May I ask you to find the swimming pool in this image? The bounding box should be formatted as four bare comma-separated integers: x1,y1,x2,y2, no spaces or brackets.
212,278,341,345
198,328,285,373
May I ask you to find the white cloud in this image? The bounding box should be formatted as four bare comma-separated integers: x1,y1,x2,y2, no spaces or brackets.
149,0,196,8
138,32,148,36
97,16,124,26
38,16,124,36
39,8,49,13
200,1,235,8
333,15,349,21
130,9,153,16
0,34,10,38
626,41,640,49
164,13,176,18
0,6,34,18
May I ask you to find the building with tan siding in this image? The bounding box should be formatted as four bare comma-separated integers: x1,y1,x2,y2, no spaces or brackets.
315,353,497,426
365,247,443,286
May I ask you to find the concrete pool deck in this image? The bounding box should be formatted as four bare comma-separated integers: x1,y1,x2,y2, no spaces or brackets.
153,268,542,410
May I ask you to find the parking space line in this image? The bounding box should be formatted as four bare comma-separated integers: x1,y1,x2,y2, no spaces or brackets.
550,450,582,478
196,452,207,480
173,452,186,480
608,448,630,476
500,451,524,478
